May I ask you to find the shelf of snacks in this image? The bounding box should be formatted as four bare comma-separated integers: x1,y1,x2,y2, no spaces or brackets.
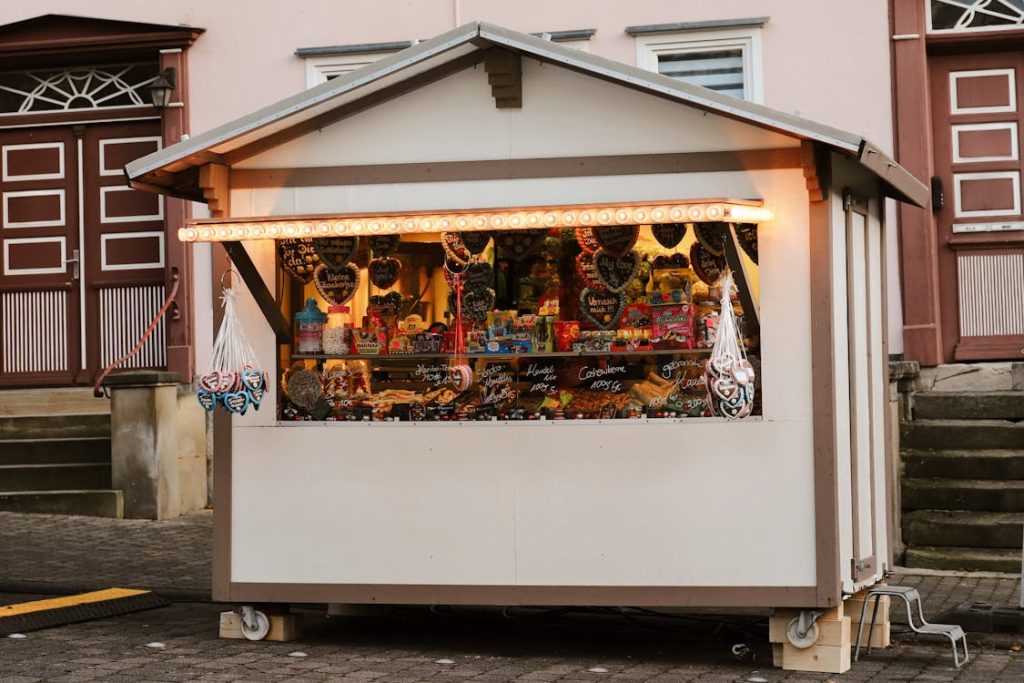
279,222,759,423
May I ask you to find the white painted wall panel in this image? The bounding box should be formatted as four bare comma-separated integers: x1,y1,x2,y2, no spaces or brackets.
235,62,797,170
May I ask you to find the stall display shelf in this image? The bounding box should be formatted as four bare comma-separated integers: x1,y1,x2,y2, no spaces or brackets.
292,348,715,361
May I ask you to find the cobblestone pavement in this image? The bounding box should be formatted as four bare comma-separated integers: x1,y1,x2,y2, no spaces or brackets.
0,511,212,598
1,511,1023,681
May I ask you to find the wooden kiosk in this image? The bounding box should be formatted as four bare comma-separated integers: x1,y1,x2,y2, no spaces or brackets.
127,23,927,673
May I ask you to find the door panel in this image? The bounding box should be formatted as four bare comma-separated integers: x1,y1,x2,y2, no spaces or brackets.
0,128,80,385
82,121,166,375
931,52,1024,361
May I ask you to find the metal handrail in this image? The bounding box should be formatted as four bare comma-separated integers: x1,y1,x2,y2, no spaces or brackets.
92,272,180,398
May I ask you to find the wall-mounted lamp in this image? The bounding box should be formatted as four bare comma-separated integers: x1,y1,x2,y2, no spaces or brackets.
148,68,176,110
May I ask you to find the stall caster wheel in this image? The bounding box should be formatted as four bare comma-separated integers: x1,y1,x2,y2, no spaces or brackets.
786,610,823,649
238,606,270,641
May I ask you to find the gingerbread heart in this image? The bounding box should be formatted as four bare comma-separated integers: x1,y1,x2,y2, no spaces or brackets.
461,231,491,255
199,370,237,394
314,263,360,305
690,242,726,286
313,236,359,270
368,234,401,256
575,251,602,289
441,232,471,264
464,260,493,291
652,223,687,249
278,239,319,283
593,225,639,257
493,229,547,261
694,224,726,256
247,384,265,408
449,287,495,322
594,249,640,293
223,390,250,415
196,390,216,412
735,223,758,264
368,257,402,289
580,287,626,330
576,227,601,254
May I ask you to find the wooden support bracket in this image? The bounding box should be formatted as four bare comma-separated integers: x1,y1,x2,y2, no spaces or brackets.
484,49,522,108
198,163,230,216
221,242,291,343
801,140,830,202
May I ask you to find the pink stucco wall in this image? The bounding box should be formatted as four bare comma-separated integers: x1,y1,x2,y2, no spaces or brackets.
0,1,895,151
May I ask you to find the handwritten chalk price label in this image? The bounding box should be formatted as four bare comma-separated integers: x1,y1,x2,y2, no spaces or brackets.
578,363,628,393
477,362,515,406
414,363,452,390
522,361,560,396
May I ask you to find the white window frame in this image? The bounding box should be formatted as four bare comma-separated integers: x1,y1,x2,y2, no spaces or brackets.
304,52,396,88
635,27,763,103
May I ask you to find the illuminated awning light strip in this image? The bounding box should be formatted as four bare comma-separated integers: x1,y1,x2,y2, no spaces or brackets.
178,200,773,243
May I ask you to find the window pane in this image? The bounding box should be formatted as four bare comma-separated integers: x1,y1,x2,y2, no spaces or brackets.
658,49,745,99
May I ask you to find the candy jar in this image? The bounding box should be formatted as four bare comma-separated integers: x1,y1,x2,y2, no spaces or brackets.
322,305,352,355
294,298,326,354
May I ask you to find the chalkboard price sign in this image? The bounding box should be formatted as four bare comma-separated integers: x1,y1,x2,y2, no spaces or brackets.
477,362,516,406
578,362,628,393
413,362,451,390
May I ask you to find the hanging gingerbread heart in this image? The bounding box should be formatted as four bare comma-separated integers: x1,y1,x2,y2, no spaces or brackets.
314,262,360,305
494,229,547,261
651,223,687,249
223,390,251,415
579,287,626,330
694,224,726,256
734,223,758,264
441,232,471,264
575,251,603,289
464,260,493,291
449,287,496,322
196,390,216,412
368,257,402,289
594,249,640,293
593,225,639,257
368,234,401,257
576,227,601,254
461,231,491,255
278,239,319,283
690,242,726,286
313,236,359,270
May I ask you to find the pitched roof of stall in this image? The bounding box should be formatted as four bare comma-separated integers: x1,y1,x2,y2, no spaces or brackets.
126,21,927,207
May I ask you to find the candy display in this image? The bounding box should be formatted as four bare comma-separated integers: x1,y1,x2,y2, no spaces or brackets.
280,222,760,422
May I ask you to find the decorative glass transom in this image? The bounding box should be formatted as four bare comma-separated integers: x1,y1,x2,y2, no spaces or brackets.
929,0,1024,33
0,63,160,116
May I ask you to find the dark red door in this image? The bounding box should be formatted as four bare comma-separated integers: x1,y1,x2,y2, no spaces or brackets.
0,120,165,386
930,52,1024,361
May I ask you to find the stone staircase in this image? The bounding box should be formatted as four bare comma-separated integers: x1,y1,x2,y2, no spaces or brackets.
0,390,123,518
901,391,1024,572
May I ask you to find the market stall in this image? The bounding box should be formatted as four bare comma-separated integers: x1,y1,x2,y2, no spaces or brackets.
126,22,927,671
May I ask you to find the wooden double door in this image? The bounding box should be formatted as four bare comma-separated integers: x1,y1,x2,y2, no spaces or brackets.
0,120,167,386
930,51,1024,361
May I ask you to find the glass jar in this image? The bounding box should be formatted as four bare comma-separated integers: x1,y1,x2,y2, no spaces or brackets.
294,298,326,354
323,305,352,355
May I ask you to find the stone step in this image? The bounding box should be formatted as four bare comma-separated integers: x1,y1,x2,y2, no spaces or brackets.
0,437,111,465
903,546,1021,573
912,391,1024,420
902,449,1024,480
0,463,111,492
0,414,110,440
900,420,1024,451
902,510,1024,549
902,478,1024,512
0,387,109,417
0,490,123,518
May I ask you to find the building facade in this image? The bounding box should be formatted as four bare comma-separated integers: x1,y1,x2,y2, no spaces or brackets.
892,0,1024,365
0,0,901,388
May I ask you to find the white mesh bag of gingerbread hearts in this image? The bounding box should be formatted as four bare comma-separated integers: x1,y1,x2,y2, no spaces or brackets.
195,279,268,416
704,271,755,419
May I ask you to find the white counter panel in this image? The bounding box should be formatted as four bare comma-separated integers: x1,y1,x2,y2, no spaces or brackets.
231,418,816,587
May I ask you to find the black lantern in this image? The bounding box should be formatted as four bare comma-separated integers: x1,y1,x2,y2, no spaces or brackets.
148,68,176,109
